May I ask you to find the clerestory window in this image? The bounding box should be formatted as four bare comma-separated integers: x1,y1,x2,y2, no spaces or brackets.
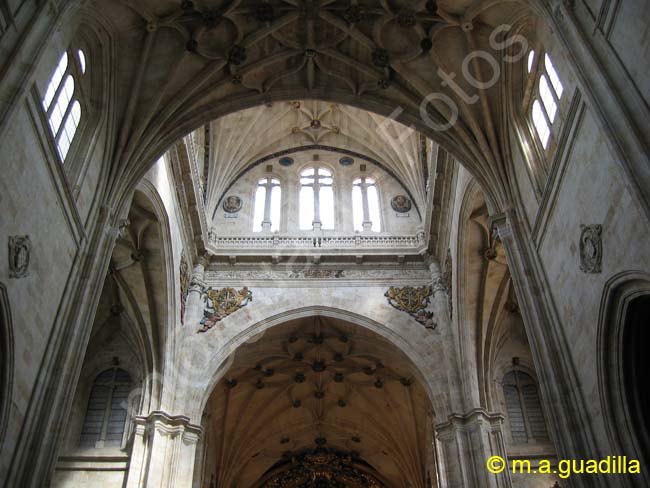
300,167,334,230
352,176,381,232
42,49,87,162
253,177,281,232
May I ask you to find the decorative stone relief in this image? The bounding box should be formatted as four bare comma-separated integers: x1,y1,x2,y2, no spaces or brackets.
579,225,602,274
205,268,432,282
8,235,31,278
443,248,453,318
385,286,436,329
288,269,345,279
222,195,242,213
199,287,253,333
179,251,190,325
391,195,412,213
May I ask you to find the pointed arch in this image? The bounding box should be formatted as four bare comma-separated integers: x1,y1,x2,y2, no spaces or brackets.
0,283,14,443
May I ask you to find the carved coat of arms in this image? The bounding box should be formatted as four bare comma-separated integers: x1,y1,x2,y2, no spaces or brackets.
199,287,253,333
385,286,436,329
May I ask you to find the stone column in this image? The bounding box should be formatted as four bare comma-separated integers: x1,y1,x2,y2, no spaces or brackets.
435,409,511,488
184,256,208,329
126,411,202,488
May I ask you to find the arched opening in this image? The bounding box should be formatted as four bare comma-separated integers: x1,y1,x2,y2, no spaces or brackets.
456,180,559,485
53,188,171,487
196,315,436,488
621,295,650,466
0,284,13,444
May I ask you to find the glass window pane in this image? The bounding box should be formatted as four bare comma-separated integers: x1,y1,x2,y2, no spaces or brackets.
367,185,381,232
71,100,81,125
504,385,527,443
43,52,68,110
270,186,281,232
300,186,314,230
320,186,334,230
253,186,266,232
78,49,86,74
58,101,81,162
79,384,109,447
49,103,64,135
532,100,550,149
527,50,535,73
62,75,74,105
544,54,564,99
539,75,557,122
300,177,314,185
352,185,364,232
319,168,332,177
320,177,333,186
301,167,314,176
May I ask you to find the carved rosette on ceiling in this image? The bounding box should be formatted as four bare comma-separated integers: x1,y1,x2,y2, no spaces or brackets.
385,286,435,329
199,286,253,332
579,224,602,274
259,448,386,488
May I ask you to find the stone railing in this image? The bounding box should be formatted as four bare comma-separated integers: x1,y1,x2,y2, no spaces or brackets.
206,232,427,255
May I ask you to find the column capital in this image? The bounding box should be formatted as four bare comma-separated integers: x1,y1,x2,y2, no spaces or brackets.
134,410,202,443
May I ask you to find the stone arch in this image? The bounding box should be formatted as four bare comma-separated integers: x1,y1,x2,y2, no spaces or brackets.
192,307,441,488
172,304,450,425
0,283,13,444
598,271,650,487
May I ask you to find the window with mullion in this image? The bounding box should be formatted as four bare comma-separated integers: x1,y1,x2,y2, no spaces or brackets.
42,49,86,163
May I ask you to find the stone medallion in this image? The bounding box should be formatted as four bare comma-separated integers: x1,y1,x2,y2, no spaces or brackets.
223,195,243,213
391,195,412,213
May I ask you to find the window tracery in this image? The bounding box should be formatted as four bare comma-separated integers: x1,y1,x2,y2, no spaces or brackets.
526,51,565,150
253,177,281,232
300,167,334,230
352,176,381,232
42,48,87,162
80,368,132,448
502,370,549,444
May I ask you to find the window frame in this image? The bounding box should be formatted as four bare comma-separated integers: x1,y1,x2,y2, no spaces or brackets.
523,50,565,154
352,174,382,232
252,175,282,233
501,369,549,445
299,165,336,231
80,367,133,449
42,47,88,164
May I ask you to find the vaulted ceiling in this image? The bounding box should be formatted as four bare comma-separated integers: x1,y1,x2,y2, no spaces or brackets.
202,99,432,221
201,316,433,488
83,0,538,211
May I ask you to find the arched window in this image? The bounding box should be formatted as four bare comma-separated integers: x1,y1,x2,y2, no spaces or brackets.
253,177,281,232
352,177,381,232
300,167,334,230
42,48,86,162
525,51,564,150
80,368,132,448
502,370,549,444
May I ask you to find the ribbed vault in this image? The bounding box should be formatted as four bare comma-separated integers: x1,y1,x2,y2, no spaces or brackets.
78,0,541,213
202,100,431,219
200,315,434,488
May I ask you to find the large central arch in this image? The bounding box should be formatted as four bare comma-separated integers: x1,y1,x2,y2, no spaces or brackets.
194,311,439,488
